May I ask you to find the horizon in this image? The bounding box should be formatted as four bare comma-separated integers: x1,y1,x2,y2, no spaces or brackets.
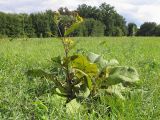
0,0,160,26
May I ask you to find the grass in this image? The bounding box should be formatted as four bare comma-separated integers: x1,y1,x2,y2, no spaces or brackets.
0,37,160,119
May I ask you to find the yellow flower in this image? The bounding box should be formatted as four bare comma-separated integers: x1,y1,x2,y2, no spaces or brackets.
76,15,83,23
73,12,83,23
64,38,74,45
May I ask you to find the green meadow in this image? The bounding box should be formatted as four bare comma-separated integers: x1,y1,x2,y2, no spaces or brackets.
0,37,160,119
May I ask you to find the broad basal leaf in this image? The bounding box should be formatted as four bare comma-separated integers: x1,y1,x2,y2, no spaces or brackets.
55,88,68,97
87,52,101,63
107,66,139,85
66,99,81,114
106,83,126,100
73,68,93,90
87,52,119,69
26,69,65,92
76,85,90,98
51,56,62,66
71,55,98,90
27,69,49,78
107,59,119,66
71,55,98,77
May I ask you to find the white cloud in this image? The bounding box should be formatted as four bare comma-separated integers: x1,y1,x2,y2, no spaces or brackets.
0,0,160,26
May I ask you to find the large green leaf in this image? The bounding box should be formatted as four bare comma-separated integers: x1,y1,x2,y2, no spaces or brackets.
87,52,101,63
106,83,126,100
27,69,65,92
51,56,62,65
106,66,139,85
76,85,90,98
55,88,68,97
27,69,49,78
71,55,98,77
66,99,81,114
71,55,98,90
109,66,139,83
107,59,119,66
73,68,93,90
87,52,119,69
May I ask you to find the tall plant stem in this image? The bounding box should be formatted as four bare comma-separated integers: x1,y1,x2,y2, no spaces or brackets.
57,24,73,102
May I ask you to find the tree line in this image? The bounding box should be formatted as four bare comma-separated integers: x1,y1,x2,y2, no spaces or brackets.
0,3,160,38
128,22,160,36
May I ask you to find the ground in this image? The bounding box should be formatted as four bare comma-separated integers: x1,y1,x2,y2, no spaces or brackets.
0,37,160,119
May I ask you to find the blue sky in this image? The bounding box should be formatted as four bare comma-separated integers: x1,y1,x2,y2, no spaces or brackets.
0,0,160,26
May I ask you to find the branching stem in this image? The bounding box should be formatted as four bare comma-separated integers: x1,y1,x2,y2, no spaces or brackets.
56,23,73,102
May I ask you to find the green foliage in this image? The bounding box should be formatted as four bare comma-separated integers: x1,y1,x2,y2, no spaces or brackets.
77,4,100,20
77,3,127,36
77,18,105,37
137,22,157,36
0,2,129,38
66,99,81,114
127,23,137,36
31,12,52,37
1,3,160,38
154,25,160,36
99,3,127,36
1,37,160,119
26,13,140,115
27,51,140,114
33,100,49,120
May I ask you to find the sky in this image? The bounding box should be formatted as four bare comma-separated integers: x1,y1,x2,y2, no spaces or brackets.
0,0,160,26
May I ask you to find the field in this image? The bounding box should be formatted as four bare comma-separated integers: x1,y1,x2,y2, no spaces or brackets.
0,37,160,119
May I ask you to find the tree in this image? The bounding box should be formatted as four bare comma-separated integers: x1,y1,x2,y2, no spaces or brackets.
5,13,24,37
21,14,36,38
75,18,105,37
31,12,51,37
46,10,58,37
58,7,72,16
137,22,157,36
154,25,160,36
113,14,127,36
77,4,100,20
99,3,127,36
127,23,137,36
0,4,128,38
112,27,123,36
0,12,7,37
